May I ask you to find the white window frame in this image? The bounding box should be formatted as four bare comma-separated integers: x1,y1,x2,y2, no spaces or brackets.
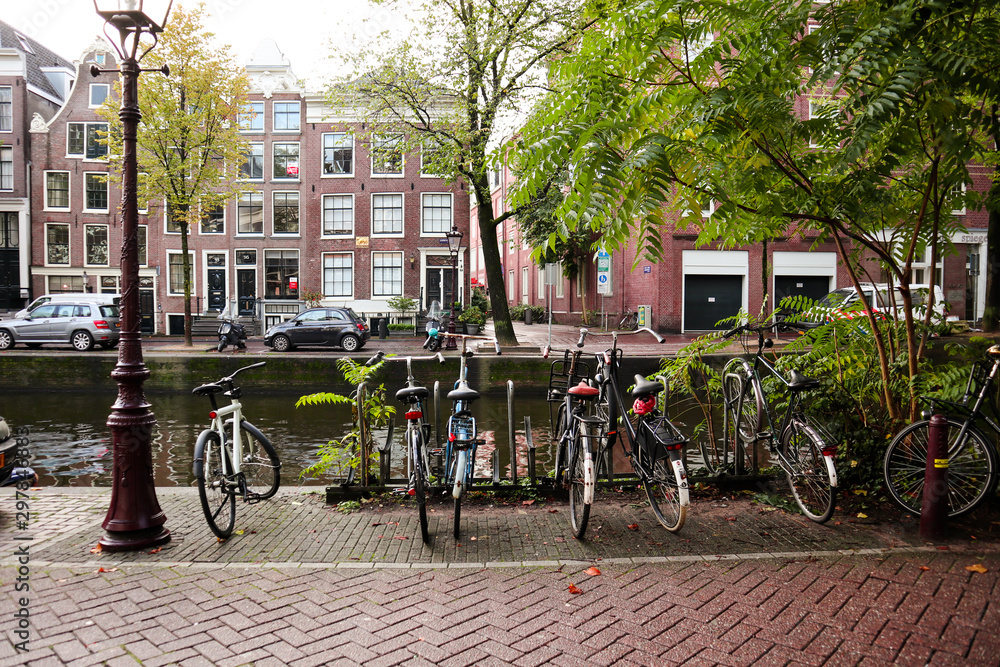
555,261,565,298
272,101,300,133
66,121,109,160
164,202,183,235
239,101,264,132
240,142,264,181
271,191,300,236
89,83,110,108
683,20,714,65
138,225,147,267
237,191,264,236
83,223,110,267
372,251,404,297
323,252,355,299
950,182,967,215
371,193,404,237
272,142,300,181
199,201,225,235
420,192,453,236
0,86,12,133
0,146,12,191
420,140,446,177
82,172,109,213
371,133,404,178
44,171,71,210
538,266,545,299
521,266,529,303
321,193,355,237
321,132,354,177
44,223,71,267
167,250,195,296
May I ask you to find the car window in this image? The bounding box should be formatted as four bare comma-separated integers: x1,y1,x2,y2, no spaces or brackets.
297,310,327,323
100,305,119,318
818,289,851,308
30,305,57,318
52,305,76,318
347,309,362,322
28,297,50,311
330,310,347,321
73,305,93,317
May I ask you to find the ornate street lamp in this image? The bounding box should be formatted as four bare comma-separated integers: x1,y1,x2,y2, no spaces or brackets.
445,225,463,350
93,0,173,551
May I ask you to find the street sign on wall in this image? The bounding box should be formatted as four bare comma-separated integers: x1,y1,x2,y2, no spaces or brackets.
596,249,612,296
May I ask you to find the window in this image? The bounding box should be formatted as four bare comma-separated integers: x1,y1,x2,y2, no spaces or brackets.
273,101,300,131
322,194,354,236
84,224,109,266
168,252,193,295
522,267,529,303
372,252,402,297
238,101,263,131
138,225,147,266
323,253,353,298
950,183,967,215
239,142,263,180
421,193,452,234
555,261,564,298
46,223,70,265
371,134,403,176
683,21,713,64
0,87,11,132
272,192,299,234
67,122,108,159
322,133,353,176
45,171,70,209
421,140,446,176
238,192,263,234
84,173,108,211
265,250,299,299
273,142,300,179
165,203,183,233
808,100,834,148
0,147,11,191
372,193,403,235
201,203,224,234
700,196,716,218
538,267,545,299
89,84,109,107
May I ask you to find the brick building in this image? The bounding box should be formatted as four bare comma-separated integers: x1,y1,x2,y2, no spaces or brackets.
25,38,469,334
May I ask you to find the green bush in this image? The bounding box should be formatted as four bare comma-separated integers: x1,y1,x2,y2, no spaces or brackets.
471,286,489,314
458,305,486,325
510,303,546,321
388,323,414,331
386,295,418,313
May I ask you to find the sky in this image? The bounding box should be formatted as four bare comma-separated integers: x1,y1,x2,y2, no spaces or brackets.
6,0,405,87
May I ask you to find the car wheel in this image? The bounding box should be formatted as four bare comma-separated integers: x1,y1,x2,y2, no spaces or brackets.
0,330,13,350
340,333,360,352
72,330,94,351
271,334,292,352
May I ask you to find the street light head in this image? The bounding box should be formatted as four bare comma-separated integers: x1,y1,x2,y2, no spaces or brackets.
445,225,463,255
94,0,173,61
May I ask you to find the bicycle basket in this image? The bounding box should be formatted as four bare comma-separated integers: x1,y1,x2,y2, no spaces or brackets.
638,416,686,462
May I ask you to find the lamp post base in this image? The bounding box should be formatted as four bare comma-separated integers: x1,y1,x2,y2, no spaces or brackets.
99,526,171,552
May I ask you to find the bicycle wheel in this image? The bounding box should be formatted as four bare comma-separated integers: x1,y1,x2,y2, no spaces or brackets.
553,401,568,485
719,359,763,474
231,421,281,500
452,449,469,539
568,422,593,540
643,455,689,532
411,429,430,543
781,420,836,523
195,431,236,539
883,418,997,518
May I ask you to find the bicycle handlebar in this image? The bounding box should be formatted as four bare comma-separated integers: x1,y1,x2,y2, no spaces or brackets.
723,319,808,339
365,351,386,366
222,361,266,383
542,326,663,358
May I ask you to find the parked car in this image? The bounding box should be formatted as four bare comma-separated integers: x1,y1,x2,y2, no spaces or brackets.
0,302,121,351
802,283,947,328
14,293,120,320
264,307,370,352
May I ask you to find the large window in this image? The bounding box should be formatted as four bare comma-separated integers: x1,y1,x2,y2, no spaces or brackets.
323,253,353,298
420,140,446,176
372,193,403,235
46,223,70,265
240,142,263,179
84,173,108,211
168,252,193,295
238,192,263,234
165,203,183,233
138,225,147,266
273,142,299,180
371,134,403,176
265,250,299,299
45,171,70,209
238,101,264,131
421,193,452,233
322,194,353,236
322,133,353,176
84,224,109,266
272,192,299,234
0,86,11,132
201,203,224,234
372,252,403,297
273,102,300,131
67,122,108,159
0,147,11,191
89,83,109,108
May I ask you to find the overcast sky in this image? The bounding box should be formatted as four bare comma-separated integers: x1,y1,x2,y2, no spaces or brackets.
7,0,402,86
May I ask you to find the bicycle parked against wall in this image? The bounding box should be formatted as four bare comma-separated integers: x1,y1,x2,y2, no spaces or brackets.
883,344,1000,517
193,362,281,539
716,321,838,523
619,307,639,331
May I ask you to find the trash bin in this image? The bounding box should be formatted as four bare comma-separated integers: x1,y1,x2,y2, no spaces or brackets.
525,308,533,325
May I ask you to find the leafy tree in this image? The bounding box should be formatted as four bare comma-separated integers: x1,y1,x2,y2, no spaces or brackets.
99,4,249,346
330,0,588,346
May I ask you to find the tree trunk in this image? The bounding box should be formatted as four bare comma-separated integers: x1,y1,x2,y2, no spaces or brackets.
179,206,193,347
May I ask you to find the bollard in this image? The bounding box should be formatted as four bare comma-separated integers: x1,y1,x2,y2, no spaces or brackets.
378,318,388,340
525,308,533,325
919,414,950,541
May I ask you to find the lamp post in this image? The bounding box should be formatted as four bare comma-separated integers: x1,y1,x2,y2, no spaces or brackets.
93,0,173,552
445,225,463,350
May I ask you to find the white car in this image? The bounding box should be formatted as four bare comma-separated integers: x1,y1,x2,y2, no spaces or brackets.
805,283,947,327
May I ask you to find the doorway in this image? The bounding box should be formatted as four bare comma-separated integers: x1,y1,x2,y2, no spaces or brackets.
206,253,226,312
0,212,20,310
425,259,455,310
237,268,256,316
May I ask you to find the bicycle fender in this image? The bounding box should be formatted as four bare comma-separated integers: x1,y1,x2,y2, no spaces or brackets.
825,455,838,489
583,450,595,505
453,450,469,499
671,457,691,507
192,429,216,480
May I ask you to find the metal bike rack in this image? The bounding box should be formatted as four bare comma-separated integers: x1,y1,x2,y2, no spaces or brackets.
524,415,535,484
507,380,517,484
379,419,394,485
492,449,501,484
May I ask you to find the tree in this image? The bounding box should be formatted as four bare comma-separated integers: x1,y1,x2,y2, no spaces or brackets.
100,3,249,346
330,0,587,346
514,0,1000,420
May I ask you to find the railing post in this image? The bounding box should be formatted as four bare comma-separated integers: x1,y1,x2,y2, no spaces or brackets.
919,414,950,540
379,420,394,485
524,416,535,484
508,380,517,483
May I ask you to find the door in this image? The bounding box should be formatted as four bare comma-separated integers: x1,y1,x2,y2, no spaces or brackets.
139,284,154,334
425,263,455,310
320,309,350,344
0,212,20,310
207,255,226,312
237,269,256,316
19,304,57,341
684,275,742,330
289,309,328,344
774,276,830,310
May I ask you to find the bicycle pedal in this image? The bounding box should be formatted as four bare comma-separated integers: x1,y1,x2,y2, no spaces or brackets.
756,432,771,442
244,492,262,505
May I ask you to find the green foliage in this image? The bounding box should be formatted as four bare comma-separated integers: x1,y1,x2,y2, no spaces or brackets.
509,304,546,322
470,286,489,314
388,323,414,331
386,296,418,313
457,305,486,326
334,500,362,514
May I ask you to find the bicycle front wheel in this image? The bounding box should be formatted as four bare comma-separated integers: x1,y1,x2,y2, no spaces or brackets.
232,421,281,500
553,401,568,486
568,422,593,540
195,431,236,539
411,429,430,543
643,454,689,532
782,420,836,523
884,418,997,517
452,449,470,539
718,358,763,475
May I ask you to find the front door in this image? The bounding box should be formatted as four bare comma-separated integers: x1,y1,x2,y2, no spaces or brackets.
425,260,455,310
139,277,155,334
237,269,255,316
207,254,226,312
0,212,20,310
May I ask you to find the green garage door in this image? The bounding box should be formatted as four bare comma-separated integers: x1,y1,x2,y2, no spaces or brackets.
684,275,742,330
774,275,830,307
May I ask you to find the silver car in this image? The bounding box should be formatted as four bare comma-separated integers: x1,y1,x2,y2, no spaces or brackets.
0,302,121,351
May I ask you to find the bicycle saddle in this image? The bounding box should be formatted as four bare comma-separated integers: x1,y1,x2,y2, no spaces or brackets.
631,375,663,398
396,384,429,402
447,381,480,402
787,369,820,390
193,382,225,396
567,381,599,399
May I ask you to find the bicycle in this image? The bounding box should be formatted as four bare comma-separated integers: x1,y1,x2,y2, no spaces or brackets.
883,344,1000,517
431,331,501,538
193,361,281,539
367,349,446,543
619,307,638,331
715,321,838,523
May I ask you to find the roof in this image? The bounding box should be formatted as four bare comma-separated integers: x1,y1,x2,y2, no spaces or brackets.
0,19,74,101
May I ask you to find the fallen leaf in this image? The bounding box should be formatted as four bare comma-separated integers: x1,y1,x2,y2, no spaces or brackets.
548,509,559,514
470,537,477,541
834,521,842,526
726,517,737,522
919,566,930,571
217,537,226,543
98,567,108,573
627,523,639,531
857,512,868,519
966,564,988,574
372,522,383,526
394,536,409,540
584,567,601,576
291,501,303,506
568,584,583,594
149,547,161,554
234,530,244,535
937,546,950,550
89,544,102,554
853,489,868,496
522,500,535,506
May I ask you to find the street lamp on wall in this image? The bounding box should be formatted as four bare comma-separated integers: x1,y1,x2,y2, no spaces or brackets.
92,0,173,552
445,225,463,350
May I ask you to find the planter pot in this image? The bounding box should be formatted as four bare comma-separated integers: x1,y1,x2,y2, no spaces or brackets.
464,324,481,335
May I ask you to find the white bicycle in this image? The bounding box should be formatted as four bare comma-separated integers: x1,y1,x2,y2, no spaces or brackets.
193,361,281,539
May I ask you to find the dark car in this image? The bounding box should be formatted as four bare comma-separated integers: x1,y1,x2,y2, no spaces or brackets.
264,307,370,352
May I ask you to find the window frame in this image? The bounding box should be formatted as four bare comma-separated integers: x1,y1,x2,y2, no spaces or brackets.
371,192,404,237
66,121,109,160
323,252,355,299
238,101,264,132
420,140,446,177
371,251,404,298
83,223,110,267
82,172,109,213
167,250,194,296
370,133,404,177
44,222,71,267
240,142,264,181
89,83,110,108
200,201,225,235
321,193,355,238
0,146,12,191
271,191,300,235
264,249,300,299
237,191,264,236
420,192,453,236
0,86,11,132
321,132,354,177
272,141,300,181
44,171,71,210
272,101,301,133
